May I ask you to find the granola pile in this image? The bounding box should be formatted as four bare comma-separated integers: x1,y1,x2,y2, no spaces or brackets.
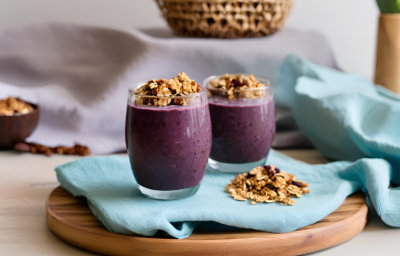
0,97,35,116
208,73,267,100
135,72,201,107
14,142,91,157
226,165,311,206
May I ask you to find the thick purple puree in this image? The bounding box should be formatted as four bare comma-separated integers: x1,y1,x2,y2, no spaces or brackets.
209,97,275,163
126,103,212,191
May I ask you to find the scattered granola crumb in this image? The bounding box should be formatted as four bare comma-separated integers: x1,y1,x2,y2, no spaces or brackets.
208,73,268,100
135,72,201,107
0,97,34,116
226,165,311,206
14,142,91,157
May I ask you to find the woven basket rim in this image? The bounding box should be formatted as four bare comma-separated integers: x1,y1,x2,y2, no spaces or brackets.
156,0,292,3
154,0,293,38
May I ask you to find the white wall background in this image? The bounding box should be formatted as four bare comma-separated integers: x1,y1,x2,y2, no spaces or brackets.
0,0,379,79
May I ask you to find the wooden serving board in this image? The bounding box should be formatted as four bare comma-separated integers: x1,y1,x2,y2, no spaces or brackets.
47,187,368,256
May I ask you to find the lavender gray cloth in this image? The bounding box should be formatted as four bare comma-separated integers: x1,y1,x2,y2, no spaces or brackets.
0,24,337,154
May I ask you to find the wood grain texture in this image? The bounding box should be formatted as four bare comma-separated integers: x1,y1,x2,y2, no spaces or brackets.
375,14,400,93
47,187,368,256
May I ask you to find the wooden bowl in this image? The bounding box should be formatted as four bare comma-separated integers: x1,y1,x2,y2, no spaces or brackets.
0,101,39,150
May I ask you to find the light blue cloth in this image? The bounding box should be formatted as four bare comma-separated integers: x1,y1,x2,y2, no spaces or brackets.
56,149,397,239
278,54,400,185
277,54,400,227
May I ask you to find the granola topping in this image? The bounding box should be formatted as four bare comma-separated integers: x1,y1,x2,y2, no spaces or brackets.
134,72,202,107
0,97,35,116
226,165,311,206
208,73,268,100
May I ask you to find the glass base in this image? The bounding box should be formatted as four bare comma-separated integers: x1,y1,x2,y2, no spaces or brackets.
138,184,201,200
208,157,267,173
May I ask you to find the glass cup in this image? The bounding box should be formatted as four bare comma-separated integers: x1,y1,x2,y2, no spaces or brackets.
204,75,276,173
125,83,212,200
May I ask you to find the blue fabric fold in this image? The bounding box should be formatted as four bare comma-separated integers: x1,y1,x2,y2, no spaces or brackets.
56,149,397,239
278,54,400,227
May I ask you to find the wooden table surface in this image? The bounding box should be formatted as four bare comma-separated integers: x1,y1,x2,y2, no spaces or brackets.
1,149,399,256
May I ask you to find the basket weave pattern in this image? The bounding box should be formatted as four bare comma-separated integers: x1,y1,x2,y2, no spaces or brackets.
155,0,293,38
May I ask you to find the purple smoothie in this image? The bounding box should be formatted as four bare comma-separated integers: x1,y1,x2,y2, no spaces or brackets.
208,96,275,164
126,103,212,191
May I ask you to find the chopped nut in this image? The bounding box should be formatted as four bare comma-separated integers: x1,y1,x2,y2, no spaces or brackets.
135,72,201,107
14,142,31,152
31,146,37,154
209,78,219,87
44,149,53,157
234,195,247,201
149,82,158,90
226,165,310,206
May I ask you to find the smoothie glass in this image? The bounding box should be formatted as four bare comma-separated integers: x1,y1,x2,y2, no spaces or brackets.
125,83,212,200
205,75,276,173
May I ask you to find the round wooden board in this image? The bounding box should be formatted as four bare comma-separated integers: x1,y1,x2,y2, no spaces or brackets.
47,187,368,256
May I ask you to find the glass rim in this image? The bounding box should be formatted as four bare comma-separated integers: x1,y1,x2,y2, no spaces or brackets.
204,75,271,92
128,82,207,99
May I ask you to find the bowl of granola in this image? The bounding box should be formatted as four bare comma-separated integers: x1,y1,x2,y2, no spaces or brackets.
0,97,39,149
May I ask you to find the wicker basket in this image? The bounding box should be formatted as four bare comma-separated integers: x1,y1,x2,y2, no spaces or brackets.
154,0,294,38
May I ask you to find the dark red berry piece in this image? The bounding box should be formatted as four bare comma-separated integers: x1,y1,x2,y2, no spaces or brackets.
292,181,302,187
232,79,242,88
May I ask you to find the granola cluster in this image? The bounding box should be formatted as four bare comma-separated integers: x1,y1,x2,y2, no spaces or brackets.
135,72,201,107
208,73,267,100
226,165,311,206
0,97,34,116
14,142,90,157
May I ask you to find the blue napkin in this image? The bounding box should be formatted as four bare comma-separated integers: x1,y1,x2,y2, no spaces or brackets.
56,149,397,239
277,54,400,227
278,54,400,185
